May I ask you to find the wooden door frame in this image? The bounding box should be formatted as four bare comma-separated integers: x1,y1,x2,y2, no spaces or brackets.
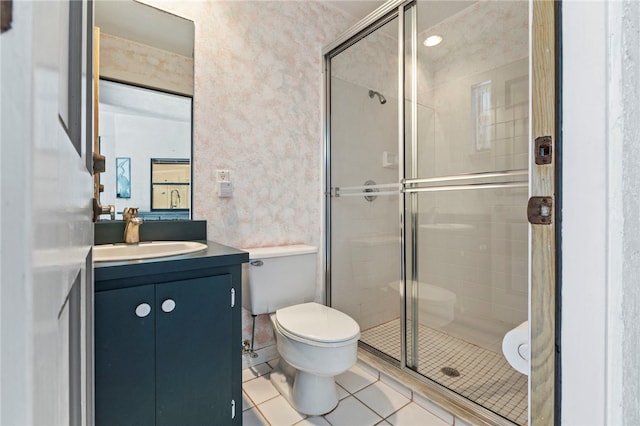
531,1,558,425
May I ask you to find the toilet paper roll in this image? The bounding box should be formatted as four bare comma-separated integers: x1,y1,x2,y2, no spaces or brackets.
502,321,529,375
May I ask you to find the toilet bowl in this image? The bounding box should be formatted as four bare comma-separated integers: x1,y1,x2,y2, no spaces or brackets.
241,245,361,415
269,302,359,415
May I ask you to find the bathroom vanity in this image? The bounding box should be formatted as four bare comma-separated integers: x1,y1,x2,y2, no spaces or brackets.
94,239,248,426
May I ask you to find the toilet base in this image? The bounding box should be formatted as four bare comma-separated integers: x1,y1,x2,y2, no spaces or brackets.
270,360,339,416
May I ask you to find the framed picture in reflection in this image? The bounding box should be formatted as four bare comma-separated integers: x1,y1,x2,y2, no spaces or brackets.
116,157,131,199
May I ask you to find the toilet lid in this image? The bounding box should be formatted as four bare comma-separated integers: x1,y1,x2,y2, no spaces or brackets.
275,302,360,344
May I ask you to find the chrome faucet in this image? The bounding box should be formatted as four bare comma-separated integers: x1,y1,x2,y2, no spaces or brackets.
123,207,143,244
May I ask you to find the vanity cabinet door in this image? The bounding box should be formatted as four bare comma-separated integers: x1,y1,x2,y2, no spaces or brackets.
155,274,234,426
95,284,156,426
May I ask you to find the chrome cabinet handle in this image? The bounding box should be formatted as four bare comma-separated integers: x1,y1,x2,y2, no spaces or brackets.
250,260,263,267
135,303,151,318
161,299,176,313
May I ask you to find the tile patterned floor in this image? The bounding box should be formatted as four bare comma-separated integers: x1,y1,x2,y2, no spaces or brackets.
360,319,528,426
242,360,456,426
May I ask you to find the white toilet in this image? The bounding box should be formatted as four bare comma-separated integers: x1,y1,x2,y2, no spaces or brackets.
241,245,360,416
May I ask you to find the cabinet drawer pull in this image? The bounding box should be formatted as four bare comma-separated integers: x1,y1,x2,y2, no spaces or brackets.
135,303,151,318
161,299,176,313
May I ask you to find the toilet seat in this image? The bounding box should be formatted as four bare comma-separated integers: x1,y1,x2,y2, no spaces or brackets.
274,302,360,347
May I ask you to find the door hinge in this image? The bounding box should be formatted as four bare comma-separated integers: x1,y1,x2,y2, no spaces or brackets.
534,136,552,165
231,399,236,419
528,196,553,225
92,152,106,174
230,288,235,308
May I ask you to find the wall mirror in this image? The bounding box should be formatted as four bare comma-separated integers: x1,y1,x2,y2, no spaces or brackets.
94,0,194,220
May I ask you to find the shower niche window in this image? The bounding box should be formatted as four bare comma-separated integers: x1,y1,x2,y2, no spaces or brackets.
150,159,190,210
471,80,493,152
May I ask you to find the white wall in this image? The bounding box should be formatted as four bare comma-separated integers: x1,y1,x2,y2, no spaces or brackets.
562,2,607,422
562,1,640,424
615,1,640,421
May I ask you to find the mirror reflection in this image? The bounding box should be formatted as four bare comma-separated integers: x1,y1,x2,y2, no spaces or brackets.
95,0,194,220
150,158,191,211
99,80,192,219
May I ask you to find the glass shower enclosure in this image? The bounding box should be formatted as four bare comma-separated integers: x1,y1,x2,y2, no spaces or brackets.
325,1,530,425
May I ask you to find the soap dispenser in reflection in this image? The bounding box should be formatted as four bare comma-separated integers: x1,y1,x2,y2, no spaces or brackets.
123,207,143,244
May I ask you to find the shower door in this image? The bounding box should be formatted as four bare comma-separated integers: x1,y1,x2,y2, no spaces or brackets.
327,14,402,362
326,1,532,424
403,2,529,425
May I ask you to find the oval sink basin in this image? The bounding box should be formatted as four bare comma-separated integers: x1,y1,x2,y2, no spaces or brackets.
94,241,207,262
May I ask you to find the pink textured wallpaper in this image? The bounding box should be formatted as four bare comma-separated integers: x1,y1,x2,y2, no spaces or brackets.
140,0,355,349
99,32,194,96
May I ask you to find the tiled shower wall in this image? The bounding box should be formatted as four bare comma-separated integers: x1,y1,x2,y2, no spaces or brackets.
415,56,529,338
329,24,402,331
414,0,529,333
329,77,400,332
331,0,529,341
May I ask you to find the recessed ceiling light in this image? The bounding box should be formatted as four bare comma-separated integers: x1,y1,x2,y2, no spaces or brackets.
423,35,443,47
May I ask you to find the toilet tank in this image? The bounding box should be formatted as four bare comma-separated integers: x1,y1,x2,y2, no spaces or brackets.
241,245,318,315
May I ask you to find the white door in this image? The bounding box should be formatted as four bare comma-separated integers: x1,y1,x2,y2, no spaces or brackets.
1,0,94,424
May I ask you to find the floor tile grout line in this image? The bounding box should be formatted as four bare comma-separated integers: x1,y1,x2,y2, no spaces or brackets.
243,374,283,423
349,378,411,422
249,400,273,426
379,399,412,424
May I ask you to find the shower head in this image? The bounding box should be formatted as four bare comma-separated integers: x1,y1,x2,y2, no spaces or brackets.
368,89,387,105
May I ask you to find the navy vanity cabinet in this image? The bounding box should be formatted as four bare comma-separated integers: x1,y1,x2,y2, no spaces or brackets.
95,284,156,426
155,275,233,426
94,244,247,426
95,275,236,425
